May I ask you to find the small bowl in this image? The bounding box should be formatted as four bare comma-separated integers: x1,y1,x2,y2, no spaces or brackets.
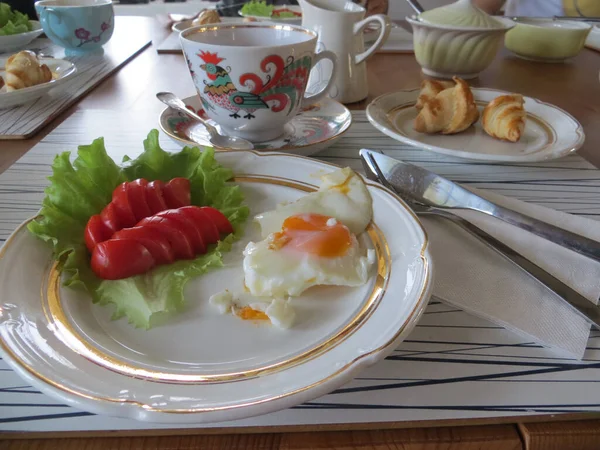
505,19,591,62
0,21,44,53
407,15,514,79
238,5,302,25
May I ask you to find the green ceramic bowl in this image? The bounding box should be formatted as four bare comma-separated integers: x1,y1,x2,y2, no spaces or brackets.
505,19,591,62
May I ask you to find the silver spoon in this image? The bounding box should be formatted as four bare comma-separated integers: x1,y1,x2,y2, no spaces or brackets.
156,92,254,150
405,0,425,14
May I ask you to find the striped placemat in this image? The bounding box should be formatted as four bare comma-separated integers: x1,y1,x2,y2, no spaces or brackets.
1,110,600,433
0,17,151,140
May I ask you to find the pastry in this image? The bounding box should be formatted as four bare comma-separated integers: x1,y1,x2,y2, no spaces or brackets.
5,51,52,92
482,94,526,143
192,9,221,26
415,79,454,110
414,77,479,135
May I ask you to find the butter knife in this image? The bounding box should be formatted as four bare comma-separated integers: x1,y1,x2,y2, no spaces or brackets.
359,149,600,263
361,151,600,329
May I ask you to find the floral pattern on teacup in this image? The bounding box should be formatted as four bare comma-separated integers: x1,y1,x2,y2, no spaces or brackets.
74,19,112,48
195,51,312,120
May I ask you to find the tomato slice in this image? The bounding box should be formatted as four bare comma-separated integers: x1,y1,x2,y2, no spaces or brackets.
113,227,175,265
200,207,233,235
127,179,152,222
154,209,206,254
163,177,191,208
137,216,195,260
179,206,220,244
145,180,168,215
111,182,137,228
84,214,112,252
91,239,155,280
101,202,121,234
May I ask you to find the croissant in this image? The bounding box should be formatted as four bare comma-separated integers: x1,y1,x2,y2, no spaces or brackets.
415,79,454,110
482,94,526,143
192,9,221,26
5,51,52,92
414,77,479,135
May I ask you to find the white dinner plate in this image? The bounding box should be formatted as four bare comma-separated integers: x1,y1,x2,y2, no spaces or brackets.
171,16,244,33
0,21,44,53
238,5,302,25
0,151,432,423
366,88,585,162
0,57,77,109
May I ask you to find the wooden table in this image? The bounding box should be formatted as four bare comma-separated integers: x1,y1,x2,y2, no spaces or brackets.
2,16,600,450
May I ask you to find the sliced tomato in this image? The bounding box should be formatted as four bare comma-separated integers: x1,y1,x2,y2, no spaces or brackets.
101,202,121,234
127,179,152,222
145,180,168,215
111,182,137,228
91,239,155,280
200,207,233,235
137,216,195,260
113,227,175,265
163,177,191,208
154,209,206,254
84,215,112,252
179,206,220,244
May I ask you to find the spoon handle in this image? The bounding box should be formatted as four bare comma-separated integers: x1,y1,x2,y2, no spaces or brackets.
405,0,425,14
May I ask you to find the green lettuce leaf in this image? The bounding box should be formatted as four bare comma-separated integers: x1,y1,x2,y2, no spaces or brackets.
28,129,249,329
240,0,274,17
0,3,32,35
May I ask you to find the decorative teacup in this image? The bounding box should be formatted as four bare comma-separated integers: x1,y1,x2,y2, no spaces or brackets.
35,0,114,55
180,24,338,142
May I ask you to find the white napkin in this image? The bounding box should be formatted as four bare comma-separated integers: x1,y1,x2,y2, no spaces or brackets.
420,187,600,360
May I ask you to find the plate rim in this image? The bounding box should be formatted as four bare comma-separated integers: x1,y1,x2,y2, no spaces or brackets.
366,87,586,162
0,57,78,104
158,95,353,152
0,150,433,422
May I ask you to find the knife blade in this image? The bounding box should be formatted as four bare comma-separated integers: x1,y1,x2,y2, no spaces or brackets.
359,149,600,264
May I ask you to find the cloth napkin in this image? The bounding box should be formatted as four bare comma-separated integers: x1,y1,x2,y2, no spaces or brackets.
419,187,600,360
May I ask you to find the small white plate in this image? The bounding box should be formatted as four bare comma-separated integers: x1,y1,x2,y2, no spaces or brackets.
159,95,352,156
0,151,432,423
0,57,77,109
0,21,44,54
366,88,585,162
238,5,302,24
171,16,244,33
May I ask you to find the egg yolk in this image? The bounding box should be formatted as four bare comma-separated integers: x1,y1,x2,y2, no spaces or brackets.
237,306,269,321
269,214,352,258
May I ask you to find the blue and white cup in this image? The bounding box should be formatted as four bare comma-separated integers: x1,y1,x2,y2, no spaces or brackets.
35,0,114,55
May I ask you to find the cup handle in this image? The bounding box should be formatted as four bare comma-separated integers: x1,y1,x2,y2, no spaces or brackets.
354,14,391,65
301,50,338,108
39,7,72,48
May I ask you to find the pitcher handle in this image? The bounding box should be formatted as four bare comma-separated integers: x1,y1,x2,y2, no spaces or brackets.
354,14,391,65
301,50,338,108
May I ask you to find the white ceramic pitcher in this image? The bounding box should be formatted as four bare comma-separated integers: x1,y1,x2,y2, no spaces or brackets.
300,0,391,104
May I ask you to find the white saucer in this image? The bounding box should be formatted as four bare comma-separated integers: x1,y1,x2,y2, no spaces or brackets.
159,95,352,156
0,151,432,423
0,57,77,109
366,88,585,162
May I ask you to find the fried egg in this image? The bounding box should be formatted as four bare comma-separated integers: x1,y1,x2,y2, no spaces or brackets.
254,167,373,238
243,213,375,298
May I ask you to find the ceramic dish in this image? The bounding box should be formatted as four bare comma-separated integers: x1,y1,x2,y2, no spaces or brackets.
0,151,432,423
238,5,302,24
160,95,352,156
0,57,77,109
366,88,584,162
0,21,44,53
406,15,514,79
505,18,591,62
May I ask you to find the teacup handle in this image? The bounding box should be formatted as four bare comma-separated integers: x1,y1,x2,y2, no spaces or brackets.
301,50,338,108
38,7,71,48
354,14,392,65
